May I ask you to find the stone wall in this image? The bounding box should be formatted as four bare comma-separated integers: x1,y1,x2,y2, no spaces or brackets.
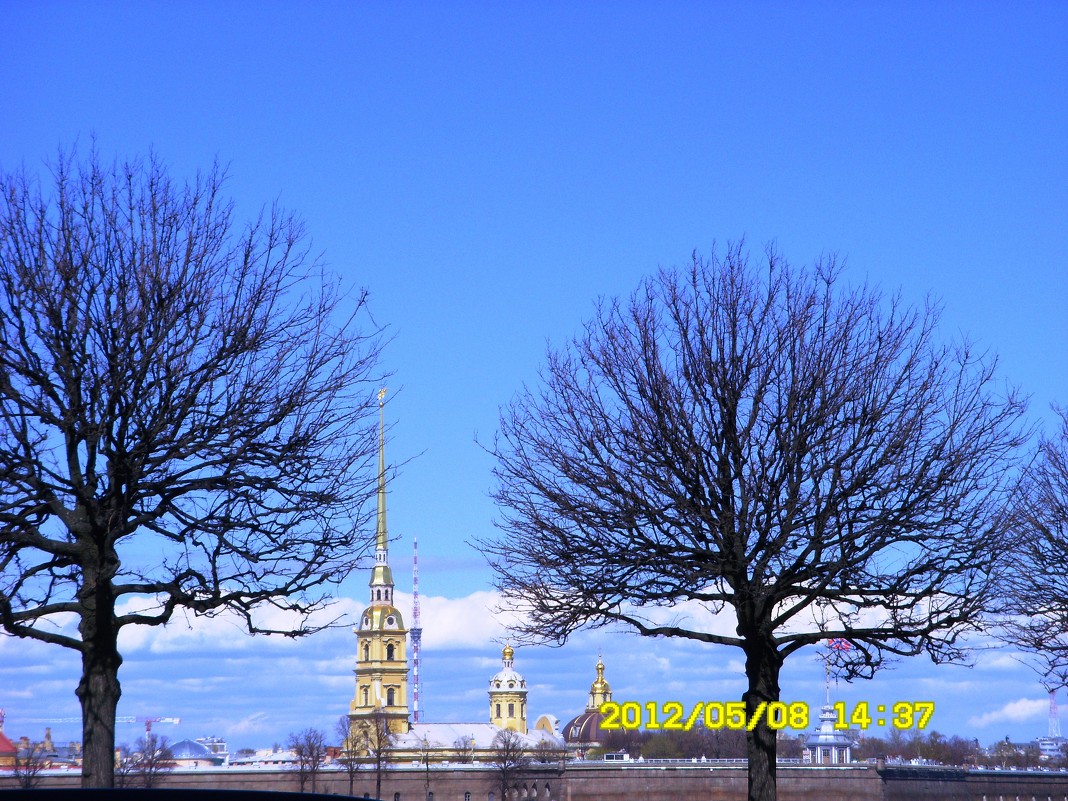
6,761,1068,800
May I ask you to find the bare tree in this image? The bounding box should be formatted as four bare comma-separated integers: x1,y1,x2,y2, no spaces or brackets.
13,740,48,789
0,150,385,788
478,244,1026,801
114,743,137,788
453,734,475,763
355,708,394,801
113,733,172,789
490,728,530,801
288,727,327,793
997,408,1068,687
532,737,566,765
132,732,173,789
336,714,361,796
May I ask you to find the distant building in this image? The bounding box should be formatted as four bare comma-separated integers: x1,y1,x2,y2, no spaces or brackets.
803,704,852,765
168,738,226,768
0,720,16,769
1036,735,1067,761
489,645,528,733
562,658,613,756
345,396,566,763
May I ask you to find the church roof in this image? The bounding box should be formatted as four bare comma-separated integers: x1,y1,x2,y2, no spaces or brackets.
0,730,16,756
805,705,853,748
488,644,527,691
169,738,214,759
358,603,406,631
396,722,561,752
562,710,607,744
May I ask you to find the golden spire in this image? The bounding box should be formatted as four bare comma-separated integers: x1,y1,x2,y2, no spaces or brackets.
376,387,388,552
369,388,394,595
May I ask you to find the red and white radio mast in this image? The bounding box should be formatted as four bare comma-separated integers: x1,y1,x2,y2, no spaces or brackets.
411,535,423,723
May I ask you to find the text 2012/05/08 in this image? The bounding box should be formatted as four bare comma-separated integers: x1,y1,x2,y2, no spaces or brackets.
599,700,935,732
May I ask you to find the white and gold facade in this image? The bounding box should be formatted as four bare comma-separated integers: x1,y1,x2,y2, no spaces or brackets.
488,644,528,733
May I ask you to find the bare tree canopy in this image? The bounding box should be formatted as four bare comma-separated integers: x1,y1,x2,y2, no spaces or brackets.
478,244,1026,801
335,714,362,795
288,727,327,793
490,728,530,801
998,408,1068,687
0,150,386,787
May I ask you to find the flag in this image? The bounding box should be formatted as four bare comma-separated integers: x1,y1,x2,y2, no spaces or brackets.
827,638,852,650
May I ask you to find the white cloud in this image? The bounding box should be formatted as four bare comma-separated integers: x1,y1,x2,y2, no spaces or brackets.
216,712,271,737
967,697,1047,728
394,589,524,650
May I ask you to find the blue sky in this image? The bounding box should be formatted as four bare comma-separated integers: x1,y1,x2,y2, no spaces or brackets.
1,2,1066,752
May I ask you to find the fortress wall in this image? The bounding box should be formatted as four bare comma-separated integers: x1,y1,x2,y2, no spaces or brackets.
6,762,1068,800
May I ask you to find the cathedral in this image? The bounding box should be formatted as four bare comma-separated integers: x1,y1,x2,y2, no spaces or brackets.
346,392,565,762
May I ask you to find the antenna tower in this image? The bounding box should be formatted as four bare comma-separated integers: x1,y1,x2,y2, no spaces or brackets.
411,535,423,723
1051,688,1062,739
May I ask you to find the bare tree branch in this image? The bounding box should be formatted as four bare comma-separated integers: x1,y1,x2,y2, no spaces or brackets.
288,727,327,793
476,243,1026,801
997,407,1068,689
0,148,387,787
490,728,531,801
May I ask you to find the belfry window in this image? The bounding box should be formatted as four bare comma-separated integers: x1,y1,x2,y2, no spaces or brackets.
508,703,514,718
386,643,395,661
362,643,370,661
495,703,501,718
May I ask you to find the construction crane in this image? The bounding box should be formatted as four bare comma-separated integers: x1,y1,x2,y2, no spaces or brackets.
24,714,180,736
120,716,181,735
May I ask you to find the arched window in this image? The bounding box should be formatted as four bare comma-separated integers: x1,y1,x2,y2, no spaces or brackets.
465,794,472,801
495,703,501,718
361,686,369,706
387,687,396,706
362,642,370,661
386,643,395,660
376,589,382,600
508,702,515,718
394,794,400,801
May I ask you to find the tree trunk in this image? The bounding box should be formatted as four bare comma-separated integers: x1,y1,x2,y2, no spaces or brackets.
75,559,122,788
743,638,783,801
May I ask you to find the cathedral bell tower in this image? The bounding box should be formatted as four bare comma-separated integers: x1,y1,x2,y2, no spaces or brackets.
349,389,410,739
489,645,528,733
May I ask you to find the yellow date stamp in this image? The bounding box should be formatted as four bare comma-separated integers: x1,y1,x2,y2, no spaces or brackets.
600,700,936,731
600,700,811,731
832,701,935,730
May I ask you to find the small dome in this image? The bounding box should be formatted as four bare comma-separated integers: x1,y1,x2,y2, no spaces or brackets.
489,644,527,691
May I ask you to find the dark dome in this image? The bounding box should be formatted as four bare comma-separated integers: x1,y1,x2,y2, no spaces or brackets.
563,710,607,744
